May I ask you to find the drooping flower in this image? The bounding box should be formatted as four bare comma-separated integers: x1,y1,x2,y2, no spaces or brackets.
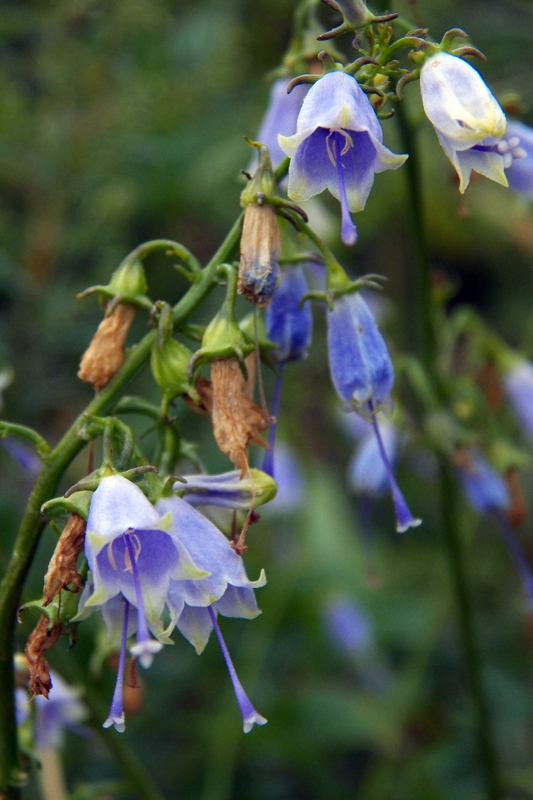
420,51,524,193
328,293,421,532
155,495,267,732
263,266,313,477
455,448,533,603
33,671,88,750
76,475,209,731
278,71,407,245
504,359,533,438
322,595,372,656
265,266,313,365
505,121,533,198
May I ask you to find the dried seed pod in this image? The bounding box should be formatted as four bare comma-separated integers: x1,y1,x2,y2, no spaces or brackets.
78,302,135,391
43,513,86,606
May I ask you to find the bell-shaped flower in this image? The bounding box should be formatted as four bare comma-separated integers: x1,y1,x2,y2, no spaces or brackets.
504,358,533,439
263,266,312,477
327,292,393,415
278,71,407,246
177,468,277,511
76,475,209,731
265,266,312,364
420,52,523,193
33,671,88,751
505,121,533,198
322,595,373,656
155,495,267,732
328,294,420,532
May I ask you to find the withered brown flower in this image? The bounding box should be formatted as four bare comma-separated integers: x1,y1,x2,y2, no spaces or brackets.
25,615,62,698
211,355,271,476
43,513,86,607
238,203,281,308
78,302,135,391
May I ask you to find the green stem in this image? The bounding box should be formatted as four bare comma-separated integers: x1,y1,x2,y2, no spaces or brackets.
397,90,501,798
440,465,501,800
394,99,435,369
0,217,242,796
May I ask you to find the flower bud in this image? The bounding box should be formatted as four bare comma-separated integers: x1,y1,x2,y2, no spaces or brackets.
176,468,277,510
150,303,199,415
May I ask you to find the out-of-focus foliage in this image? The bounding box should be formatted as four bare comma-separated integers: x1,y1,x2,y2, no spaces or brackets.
3,1,533,799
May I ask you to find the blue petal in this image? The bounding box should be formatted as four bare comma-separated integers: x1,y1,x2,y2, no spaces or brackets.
265,266,312,363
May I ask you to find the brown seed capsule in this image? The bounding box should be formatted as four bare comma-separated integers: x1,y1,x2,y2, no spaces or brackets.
210,355,271,476
43,513,86,607
25,615,62,698
78,302,136,391
238,204,281,308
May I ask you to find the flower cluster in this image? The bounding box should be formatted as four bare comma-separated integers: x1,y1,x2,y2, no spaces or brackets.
76,476,267,733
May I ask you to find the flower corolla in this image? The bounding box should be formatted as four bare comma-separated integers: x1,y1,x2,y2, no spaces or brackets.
252,78,308,169
278,71,407,246
420,52,523,193
455,449,509,514
504,358,533,438
34,671,88,750
265,266,312,364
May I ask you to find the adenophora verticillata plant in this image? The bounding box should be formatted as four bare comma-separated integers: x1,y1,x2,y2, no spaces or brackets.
2,3,533,796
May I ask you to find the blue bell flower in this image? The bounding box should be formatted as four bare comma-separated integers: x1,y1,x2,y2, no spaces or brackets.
265,266,312,364
278,71,407,246
252,78,308,169
420,52,523,192
329,293,420,532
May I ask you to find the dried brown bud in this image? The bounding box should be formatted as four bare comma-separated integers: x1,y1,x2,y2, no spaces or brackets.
238,204,281,308
43,513,86,606
25,615,62,698
78,302,136,391
211,355,271,476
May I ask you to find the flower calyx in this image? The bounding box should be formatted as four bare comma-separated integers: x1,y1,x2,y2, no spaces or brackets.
300,272,387,312
188,264,254,380
150,302,199,418
78,248,151,313
317,0,398,43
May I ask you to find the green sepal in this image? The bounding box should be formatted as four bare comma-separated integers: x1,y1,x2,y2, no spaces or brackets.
187,264,254,379
40,490,93,521
241,141,278,207
77,253,152,311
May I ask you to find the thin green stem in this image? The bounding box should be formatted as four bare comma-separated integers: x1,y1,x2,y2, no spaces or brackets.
0,218,242,795
394,99,435,369
397,91,501,798
440,465,501,800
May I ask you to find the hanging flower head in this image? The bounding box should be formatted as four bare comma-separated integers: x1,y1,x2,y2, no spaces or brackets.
76,475,209,731
420,52,524,193
328,292,420,532
156,495,267,733
278,71,407,246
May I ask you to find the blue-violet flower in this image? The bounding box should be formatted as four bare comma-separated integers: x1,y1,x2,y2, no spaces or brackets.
505,359,533,438
505,121,533,198
278,71,407,246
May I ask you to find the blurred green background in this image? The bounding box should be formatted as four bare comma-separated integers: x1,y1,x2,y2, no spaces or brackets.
2,1,533,798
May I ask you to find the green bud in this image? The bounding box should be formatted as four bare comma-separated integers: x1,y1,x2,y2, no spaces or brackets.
336,0,372,30
109,256,148,297
151,303,199,416
241,141,277,207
